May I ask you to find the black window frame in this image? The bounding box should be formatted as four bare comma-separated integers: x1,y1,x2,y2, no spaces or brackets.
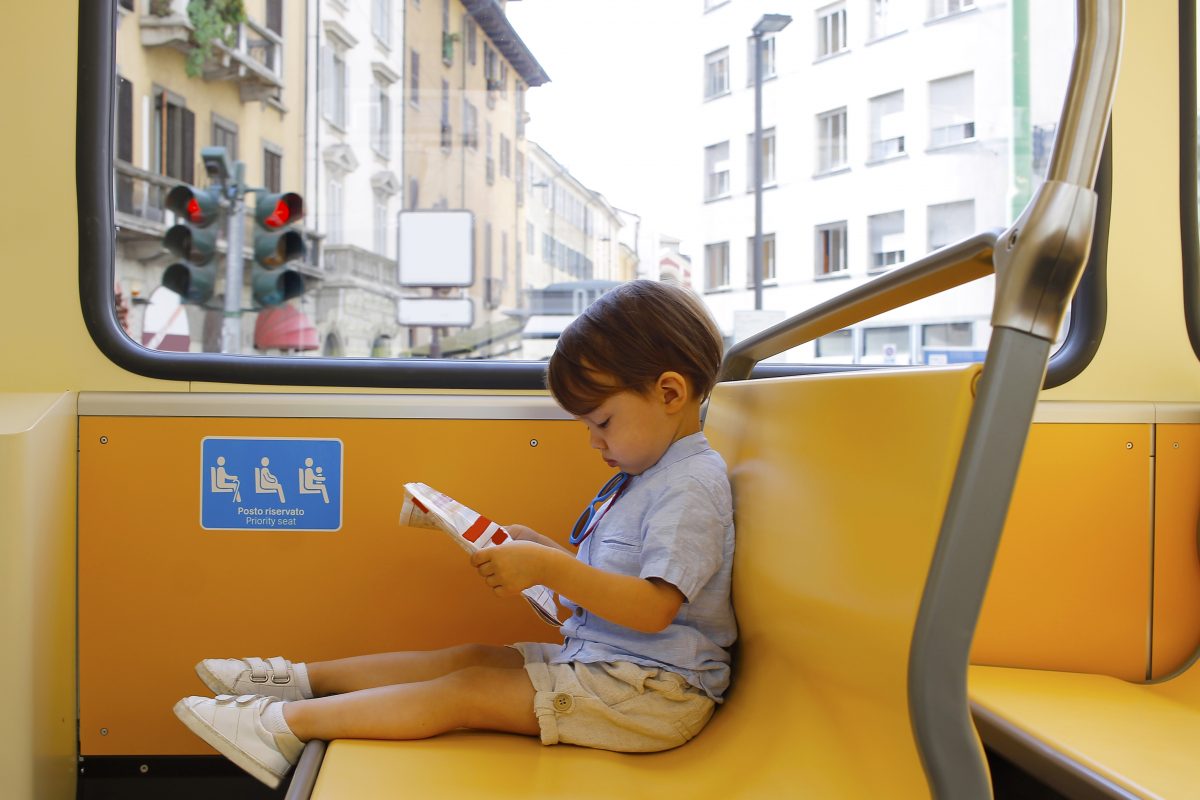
1180,0,1200,360
78,0,1107,389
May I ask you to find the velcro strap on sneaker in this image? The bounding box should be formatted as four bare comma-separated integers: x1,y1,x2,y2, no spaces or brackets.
246,656,270,683
267,657,292,685
235,694,259,705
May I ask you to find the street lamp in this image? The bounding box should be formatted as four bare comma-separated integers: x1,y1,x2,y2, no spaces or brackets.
751,13,791,311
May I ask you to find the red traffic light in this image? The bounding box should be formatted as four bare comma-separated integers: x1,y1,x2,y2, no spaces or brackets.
186,198,203,223
256,192,304,230
265,199,290,228
165,185,221,227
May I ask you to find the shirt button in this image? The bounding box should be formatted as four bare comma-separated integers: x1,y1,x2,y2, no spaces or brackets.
552,693,574,713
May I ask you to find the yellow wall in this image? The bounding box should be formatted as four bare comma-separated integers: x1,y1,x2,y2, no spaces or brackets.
0,394,78,798
1046,0,1200,402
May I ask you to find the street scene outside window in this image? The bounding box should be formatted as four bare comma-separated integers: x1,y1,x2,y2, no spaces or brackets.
111,0,1074,364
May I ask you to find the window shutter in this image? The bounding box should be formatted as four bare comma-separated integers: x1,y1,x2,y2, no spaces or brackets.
116,77,133,163
181,106,195,184
266,0,283,35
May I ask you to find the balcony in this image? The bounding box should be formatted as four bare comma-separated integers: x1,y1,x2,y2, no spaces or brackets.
140,0,283,103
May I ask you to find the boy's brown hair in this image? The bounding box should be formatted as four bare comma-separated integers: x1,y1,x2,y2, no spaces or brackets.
547,280,725,416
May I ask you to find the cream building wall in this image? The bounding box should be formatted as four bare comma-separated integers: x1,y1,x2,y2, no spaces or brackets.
114,0,307,354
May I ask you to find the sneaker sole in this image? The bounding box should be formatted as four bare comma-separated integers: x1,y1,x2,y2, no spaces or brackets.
172,699,286,790
194,661,230,696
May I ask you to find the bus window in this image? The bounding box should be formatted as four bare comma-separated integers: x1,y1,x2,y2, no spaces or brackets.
83,0,1098,386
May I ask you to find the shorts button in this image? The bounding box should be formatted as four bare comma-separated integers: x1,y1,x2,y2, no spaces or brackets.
552,693,574,713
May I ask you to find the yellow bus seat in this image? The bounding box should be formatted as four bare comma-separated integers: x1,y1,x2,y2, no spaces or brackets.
310,366,985,799
970,661,1200,799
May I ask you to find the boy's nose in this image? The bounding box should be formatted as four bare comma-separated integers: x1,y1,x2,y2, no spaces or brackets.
588,429,604,449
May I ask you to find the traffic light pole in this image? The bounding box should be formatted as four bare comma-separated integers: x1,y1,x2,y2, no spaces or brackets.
221,163,247,355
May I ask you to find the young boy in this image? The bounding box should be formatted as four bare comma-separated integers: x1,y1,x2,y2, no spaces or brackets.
174,280,737,788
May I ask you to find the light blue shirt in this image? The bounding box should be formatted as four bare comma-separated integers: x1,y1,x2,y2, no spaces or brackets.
553,432,737,702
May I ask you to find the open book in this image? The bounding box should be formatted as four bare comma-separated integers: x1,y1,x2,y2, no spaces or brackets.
400,482,560,626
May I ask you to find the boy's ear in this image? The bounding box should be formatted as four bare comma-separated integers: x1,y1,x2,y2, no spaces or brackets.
656,371,690,411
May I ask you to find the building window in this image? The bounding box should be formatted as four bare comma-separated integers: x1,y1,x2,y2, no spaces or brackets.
929,72,975,147
746,34,777,85
263,146,282,193
322,45,347,128
704,48,730,99
870,0,902,40
704,141,730,200
869,90,905,161
745,233,776,287
115,75,134,213
923,321,973,348
863,326,911,363
486,122,495,185
372,0,391,44
154,89,194,182
327,176,344,244
463,100,478,149
816,221,848,276
929,0,975,20
371,80,391,157
817,3,847,59
408,177,420,210
745,127,776,190
515,150,524,204
816,107,847,173
440,80,452,151
409,49,420,107
526,222,535,254
816,329,853,359
500,134,512,178
868,211,905,271
705,242,731,289
373,195,388,255
465,17,477,65
441,0,452,64
927,199,975,251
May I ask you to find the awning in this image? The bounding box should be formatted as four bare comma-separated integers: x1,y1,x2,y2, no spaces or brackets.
254,304,318,351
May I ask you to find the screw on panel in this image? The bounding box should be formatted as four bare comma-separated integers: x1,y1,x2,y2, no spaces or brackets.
1174,442,1181,449
139,764,149,774
100,728,108,736
530,439,539,447
1125,442,1133,449
99,436,108,444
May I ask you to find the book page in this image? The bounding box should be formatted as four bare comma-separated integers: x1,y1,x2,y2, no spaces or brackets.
399,482,560,626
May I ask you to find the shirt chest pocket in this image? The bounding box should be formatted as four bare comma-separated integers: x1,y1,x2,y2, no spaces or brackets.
592,533,643,575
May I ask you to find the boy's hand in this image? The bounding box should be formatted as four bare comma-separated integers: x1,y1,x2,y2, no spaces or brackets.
503,523,539,542
471,540,553,596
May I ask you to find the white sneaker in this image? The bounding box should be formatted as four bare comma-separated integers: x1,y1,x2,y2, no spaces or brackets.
196,657,310,701
173,694,302,789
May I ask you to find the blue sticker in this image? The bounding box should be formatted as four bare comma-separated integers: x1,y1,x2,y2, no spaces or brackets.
201,437,343,531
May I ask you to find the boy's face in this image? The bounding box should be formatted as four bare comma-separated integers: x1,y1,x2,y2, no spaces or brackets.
578,387,681,476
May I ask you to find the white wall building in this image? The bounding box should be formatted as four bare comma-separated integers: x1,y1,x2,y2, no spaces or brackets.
304,0,407,357
696,0,1073,365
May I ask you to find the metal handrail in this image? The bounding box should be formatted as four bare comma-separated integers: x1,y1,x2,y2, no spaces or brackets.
718,231,999,382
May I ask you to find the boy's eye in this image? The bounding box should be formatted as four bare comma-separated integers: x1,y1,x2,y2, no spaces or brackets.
598,419,610,429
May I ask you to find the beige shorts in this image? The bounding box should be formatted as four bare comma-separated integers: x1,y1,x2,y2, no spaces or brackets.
510,642,715,753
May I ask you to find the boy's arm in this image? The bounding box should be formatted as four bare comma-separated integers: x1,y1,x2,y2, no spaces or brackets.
504,523,574,555
471,542,684,633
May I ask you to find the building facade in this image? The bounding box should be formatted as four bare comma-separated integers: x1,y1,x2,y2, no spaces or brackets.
114,0,309,354
696,0,1072,364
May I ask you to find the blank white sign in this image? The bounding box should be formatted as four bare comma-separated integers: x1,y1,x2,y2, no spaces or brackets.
397,297,474,327
397,210,474,287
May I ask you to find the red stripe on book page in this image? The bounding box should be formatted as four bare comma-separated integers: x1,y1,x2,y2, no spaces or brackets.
490,530,507,545
462,516,490,543
412,499,429,513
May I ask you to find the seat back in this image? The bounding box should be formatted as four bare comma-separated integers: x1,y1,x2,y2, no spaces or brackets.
699,365,982,798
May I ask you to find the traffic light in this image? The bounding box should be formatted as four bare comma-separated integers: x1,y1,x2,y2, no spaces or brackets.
251,192,306,307
162,185,221,304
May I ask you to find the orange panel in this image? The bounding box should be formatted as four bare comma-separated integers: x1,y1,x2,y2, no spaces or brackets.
79,416,610,756
1151,424,1200,677
972,423,1151,680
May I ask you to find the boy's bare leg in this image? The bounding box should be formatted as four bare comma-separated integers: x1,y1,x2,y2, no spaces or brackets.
284,665,539,741
306,643,523,696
